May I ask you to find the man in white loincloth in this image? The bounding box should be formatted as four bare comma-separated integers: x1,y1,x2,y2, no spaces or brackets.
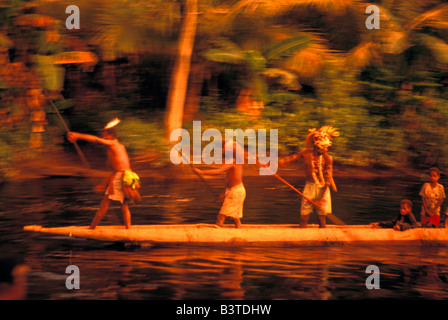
279,126,339,228
67,118,134,229
193,140,246,228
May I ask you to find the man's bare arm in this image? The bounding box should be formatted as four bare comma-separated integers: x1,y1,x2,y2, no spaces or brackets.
278,152,302,166
68,132,115,146
326,156,337,192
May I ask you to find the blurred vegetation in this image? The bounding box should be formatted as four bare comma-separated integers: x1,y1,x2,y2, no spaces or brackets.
0,0,448,180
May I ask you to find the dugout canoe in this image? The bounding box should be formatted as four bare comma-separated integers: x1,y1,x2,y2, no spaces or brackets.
23,224,448,246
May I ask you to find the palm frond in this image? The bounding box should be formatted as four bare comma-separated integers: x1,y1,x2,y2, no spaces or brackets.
213,0,359,34
345,41,382,69
263,33,313,61
405,4,448,31
203,48,246,64
91,1,178,60
278,35,337,82
381,31,410,55
262,68,301,90
286,0,361,12
418,34,448,65
243,50,266,72
203,40,245,64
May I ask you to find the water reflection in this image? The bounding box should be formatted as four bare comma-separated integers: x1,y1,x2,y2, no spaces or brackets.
19,240,448,300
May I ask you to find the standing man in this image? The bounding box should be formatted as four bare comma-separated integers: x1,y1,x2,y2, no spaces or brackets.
68,118,138,229
279,126,339,228
193,140,246,228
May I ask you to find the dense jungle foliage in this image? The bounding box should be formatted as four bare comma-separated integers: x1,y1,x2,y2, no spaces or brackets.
1,0,447,179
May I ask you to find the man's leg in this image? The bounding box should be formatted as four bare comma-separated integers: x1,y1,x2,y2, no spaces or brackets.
233,218,241,229
90,196,111,229
216,214,225,227
300,214,309,228
316,187,330,228
121,203,131,229
300,185,313,228
318,215,326,228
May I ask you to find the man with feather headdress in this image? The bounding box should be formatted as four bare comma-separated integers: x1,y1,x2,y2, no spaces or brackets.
68,118,140,230
279,126,339,228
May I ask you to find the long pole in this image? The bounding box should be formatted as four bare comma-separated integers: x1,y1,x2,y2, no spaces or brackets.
271,172,321,208
273,172,345,225
248,152,345,225
273,173,345,225
46,95,90,169
173,145,220,198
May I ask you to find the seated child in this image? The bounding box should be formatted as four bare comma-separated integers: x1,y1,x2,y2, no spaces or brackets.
370,199,418,231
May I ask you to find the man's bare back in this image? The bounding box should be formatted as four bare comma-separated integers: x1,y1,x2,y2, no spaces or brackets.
225,163,243,188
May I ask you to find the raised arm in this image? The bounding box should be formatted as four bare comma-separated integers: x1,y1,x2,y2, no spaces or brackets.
68,132,115,146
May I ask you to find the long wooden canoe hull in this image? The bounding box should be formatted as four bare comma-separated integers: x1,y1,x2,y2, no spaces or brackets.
23,224,448,246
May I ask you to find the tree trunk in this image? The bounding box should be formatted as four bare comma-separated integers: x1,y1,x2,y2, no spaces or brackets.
165,0,198,139
183,61,205,121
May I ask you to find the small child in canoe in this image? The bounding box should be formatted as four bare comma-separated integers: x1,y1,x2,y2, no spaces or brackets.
370,199,418,231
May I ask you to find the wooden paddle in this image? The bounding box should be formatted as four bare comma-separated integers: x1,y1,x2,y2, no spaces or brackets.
46,94,90,169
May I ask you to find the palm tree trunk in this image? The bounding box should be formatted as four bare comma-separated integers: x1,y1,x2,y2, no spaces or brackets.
183,61,205,121
165,0,198,139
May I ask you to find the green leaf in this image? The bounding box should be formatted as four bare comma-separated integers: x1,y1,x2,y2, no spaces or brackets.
34,55,65,90
262,68,300,89
243,50,266,72
417,34,448,64
203,48,245,64
263,34,313,61
0,34,13,49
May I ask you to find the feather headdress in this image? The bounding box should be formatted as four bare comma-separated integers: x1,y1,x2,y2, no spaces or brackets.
104,118,120,129
305,126,340,148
